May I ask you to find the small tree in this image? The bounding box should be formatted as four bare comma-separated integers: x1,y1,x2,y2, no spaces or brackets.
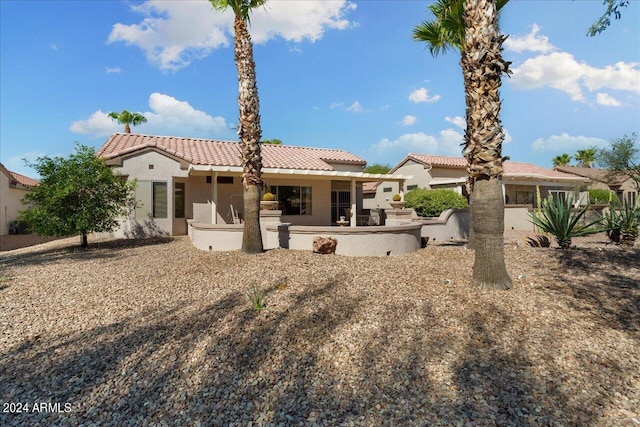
597,133,639,191
574,148,597,168
19,144,136,248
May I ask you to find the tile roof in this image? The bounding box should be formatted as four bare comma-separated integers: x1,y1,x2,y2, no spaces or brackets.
97,133,366,171
402,154,582,180
554,165,629,185
0,163,39,187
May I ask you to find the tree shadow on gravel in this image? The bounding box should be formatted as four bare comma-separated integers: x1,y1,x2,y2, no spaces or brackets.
0,237,174,269
548,248,640,332
1,272,637,425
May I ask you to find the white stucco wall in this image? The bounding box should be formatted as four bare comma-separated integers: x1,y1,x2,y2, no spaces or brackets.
111,150,188,237
0,172,31,235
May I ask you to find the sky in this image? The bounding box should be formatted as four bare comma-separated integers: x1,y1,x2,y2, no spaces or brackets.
1,0,639,178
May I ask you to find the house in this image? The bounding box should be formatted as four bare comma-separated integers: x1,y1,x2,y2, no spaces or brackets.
365,154,589,210
0,163,39,235
554,166,638,206
97,133,410,238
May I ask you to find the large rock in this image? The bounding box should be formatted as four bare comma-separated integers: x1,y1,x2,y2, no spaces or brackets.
313,236,337,254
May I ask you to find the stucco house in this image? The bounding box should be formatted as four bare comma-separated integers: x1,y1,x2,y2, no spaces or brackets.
97,133,409,237
0,163,39,235
365,154,589,210
554,166,638,206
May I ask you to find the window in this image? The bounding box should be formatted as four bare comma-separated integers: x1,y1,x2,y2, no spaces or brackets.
407,185,418,191
515,191,534,205
269,186,312,215
174,182,185,218
383,187,392,193
627,191,637,207
217,176,234,184
153,182,168,218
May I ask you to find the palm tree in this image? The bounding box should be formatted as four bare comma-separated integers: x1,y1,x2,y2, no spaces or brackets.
210,0,266,253
414,0,512,289
108,110,147,133
552,153,572,167
574,148,596,168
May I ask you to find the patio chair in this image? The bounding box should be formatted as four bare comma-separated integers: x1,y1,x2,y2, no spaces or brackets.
230,205,242,224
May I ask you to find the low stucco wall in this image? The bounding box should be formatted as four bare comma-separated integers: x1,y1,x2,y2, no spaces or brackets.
504,205,535,231
419,208,470,242
188,220,422,256
189,222,244,251
266,223,422,256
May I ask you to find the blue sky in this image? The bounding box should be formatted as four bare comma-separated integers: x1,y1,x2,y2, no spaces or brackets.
1,0,639,178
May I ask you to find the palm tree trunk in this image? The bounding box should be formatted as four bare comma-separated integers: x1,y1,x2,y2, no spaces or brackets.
463,0,512,289
234,15,263,254
125,123,131,133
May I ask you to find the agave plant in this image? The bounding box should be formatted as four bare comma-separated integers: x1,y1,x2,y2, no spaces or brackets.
601,206,622,244
618,202,640,246
529,195,603,249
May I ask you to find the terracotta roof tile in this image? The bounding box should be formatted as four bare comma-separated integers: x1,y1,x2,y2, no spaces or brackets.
97,133,365,171
554,165,629,185
0,163,39,187
401,154,583,180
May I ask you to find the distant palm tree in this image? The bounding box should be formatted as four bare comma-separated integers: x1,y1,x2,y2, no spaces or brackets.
574,148,596,168
414,0,512,289
210,0,266,253
108,110,147,133
552,153,572,167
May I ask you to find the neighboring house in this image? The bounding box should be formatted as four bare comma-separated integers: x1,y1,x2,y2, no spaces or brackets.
97,133,409,237
554,166,638,206
365,154,588,210
0,163,39,235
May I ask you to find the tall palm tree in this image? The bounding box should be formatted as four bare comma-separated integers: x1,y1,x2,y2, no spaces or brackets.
574,148,596,168
108,110,147,133
552,153,572,167
462,0,512,289
414,0,512,289
210,0,266,253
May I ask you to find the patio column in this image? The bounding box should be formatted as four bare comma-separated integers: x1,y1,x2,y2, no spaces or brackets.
211,171,218,224
350,178,357,227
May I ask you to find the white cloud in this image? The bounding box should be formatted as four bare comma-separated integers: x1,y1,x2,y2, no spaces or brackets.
143,93,228,136
370,129,463,160
108,0,356,71
510,52,640,103
531,133,608,152
409,87,440,103
69,110,121,138
105,67,122,74
347,101,363,113
49,43,58,51
596,92,622,107
329,102,344,109
445,116,465,130
504,24,555,53
400,115,417,126
70,93,229,139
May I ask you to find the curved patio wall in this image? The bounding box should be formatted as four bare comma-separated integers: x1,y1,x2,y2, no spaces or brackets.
266,224,422,257
418,208,470,242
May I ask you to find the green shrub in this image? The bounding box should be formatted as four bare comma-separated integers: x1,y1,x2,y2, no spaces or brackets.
404,189,468,217
529,195,603,249
589,189,617,205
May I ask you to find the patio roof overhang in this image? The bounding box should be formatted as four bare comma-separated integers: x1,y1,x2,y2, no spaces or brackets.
187,165,412,182
502,174,589,186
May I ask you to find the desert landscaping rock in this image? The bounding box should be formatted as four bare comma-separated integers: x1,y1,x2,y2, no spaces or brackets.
0,232,638,426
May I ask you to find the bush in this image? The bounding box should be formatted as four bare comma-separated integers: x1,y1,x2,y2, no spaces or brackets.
404,189,468,217
589,189,617,205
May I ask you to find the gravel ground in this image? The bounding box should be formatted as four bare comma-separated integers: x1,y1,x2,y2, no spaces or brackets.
0,232,638,426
